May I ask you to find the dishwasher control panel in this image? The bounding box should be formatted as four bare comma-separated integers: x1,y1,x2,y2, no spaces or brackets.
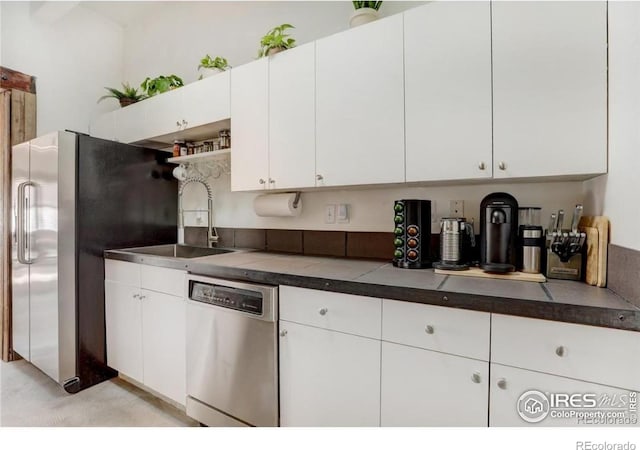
189,281,263,315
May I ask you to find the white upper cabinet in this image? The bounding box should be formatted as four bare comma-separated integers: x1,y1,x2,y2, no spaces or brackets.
89,110,117,141
179,71,231,130
315,14,405,187
231,58,270,192
405,1,493,182
141,87,185,140
269,43,316,190
492,1,607,179
114,100,148,144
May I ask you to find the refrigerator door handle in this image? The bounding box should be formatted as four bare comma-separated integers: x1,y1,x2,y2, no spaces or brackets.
17,181,35,265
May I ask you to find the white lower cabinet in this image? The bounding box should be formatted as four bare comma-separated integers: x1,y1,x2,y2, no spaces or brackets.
105,280,144,383
141,289,186,406
279,320,381,427
381,342,489,426
490,364,638,427
105,261,186,406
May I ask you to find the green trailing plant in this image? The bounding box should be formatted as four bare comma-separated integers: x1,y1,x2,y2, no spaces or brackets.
140,75,184,97
97,82,147,107
258,24,296,58
198,55,231,71
352,1,383,10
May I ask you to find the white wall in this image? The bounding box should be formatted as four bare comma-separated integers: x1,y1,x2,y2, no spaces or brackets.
181,170,585,234
0,2,124,135
123,1,422,86
583,1,640,251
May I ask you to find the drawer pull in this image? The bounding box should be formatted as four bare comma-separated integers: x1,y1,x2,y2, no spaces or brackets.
555,346,566,357
279,330,288,337
471,372,481,384
318,308,328,316
425,325,435,335
497,378,507,390
442,295,449,302
133,293,139,299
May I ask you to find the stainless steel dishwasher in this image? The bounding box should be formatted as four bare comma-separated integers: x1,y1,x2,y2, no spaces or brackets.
185,274,278,427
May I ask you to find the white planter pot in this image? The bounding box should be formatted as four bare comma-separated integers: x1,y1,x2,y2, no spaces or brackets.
349,7,379,28
200,67,224,78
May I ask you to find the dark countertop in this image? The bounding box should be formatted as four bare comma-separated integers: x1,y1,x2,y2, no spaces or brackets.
105,248,640,332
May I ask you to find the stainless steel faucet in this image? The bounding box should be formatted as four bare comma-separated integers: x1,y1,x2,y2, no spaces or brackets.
177,176,218,247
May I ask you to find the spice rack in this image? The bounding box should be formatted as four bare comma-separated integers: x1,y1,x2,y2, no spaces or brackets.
166,148,230,164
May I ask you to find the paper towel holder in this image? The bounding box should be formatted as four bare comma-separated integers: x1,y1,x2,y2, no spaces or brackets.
292,192,301,209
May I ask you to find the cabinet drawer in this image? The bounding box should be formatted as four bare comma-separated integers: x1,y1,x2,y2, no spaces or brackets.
105,260,141,286
279,286,381,339
492,314,640,391
140,265,186,297
382,300,490,361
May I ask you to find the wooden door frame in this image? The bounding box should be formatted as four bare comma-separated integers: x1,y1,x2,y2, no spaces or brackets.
1,66,37,362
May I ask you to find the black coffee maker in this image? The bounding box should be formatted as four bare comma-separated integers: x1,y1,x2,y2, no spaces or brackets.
480,193,518,273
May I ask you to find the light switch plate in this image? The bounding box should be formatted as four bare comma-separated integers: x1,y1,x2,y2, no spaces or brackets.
337,204,349,223
325,204,336,224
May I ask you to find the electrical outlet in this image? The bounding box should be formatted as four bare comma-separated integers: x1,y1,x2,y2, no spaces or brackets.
325,204,336,224
449,200,464,217
337,204,349,223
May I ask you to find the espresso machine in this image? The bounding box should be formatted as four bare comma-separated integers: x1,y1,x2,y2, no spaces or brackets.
433,218,475,270
480,193,519,273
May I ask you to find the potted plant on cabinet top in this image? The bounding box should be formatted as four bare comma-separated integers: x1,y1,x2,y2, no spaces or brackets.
198,55,231,79
257,24,296,57
97,82,147,107
140,74,184,97
350,1,383,28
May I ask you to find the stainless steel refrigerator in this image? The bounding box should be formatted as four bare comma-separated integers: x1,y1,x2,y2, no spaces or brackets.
11,131,177,393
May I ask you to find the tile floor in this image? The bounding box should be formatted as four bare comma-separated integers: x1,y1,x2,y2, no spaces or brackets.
0,359,198,427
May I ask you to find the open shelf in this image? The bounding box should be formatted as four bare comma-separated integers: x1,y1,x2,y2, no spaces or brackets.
167,148,230,164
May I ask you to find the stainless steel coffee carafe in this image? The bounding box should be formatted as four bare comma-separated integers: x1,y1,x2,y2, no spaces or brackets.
433,217,475,270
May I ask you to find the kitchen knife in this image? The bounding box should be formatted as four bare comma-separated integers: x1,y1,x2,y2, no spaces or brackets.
570,204,583,235
548,213,557,236
556,209,565,234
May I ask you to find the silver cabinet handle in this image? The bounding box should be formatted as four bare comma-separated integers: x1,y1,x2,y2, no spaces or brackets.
258,178,266,185
182,119,188,129
176,121,181,127
269,178,275,184
498,161,507,170
316,174,323,181
425,325,434,335
133,294,140,299
497,378,507,390
279,330,288,337
471,372,481,384
442,296,449,302
555,346,566,357
478,162,486,170
318,308,328,316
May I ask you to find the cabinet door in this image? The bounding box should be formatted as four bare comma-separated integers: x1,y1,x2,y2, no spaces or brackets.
181,71,231,129
490,364,638,427
279,320,381,426
492,2,607,178
90,111,117,141
141,290,186,406
269,43,316,189
142,88,184,141
114,100,148,144
381,342,488,426
316,15,404,187
230,58,269,191
405,2,492,182
104,281,143,382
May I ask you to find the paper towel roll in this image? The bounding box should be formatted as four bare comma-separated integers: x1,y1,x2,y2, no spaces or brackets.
253,193,302,217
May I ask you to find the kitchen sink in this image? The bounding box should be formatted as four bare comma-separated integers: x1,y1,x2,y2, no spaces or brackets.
123,244,237,259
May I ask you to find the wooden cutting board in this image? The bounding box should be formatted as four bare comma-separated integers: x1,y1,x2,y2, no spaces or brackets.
435,267,546,283
579,216,609,287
